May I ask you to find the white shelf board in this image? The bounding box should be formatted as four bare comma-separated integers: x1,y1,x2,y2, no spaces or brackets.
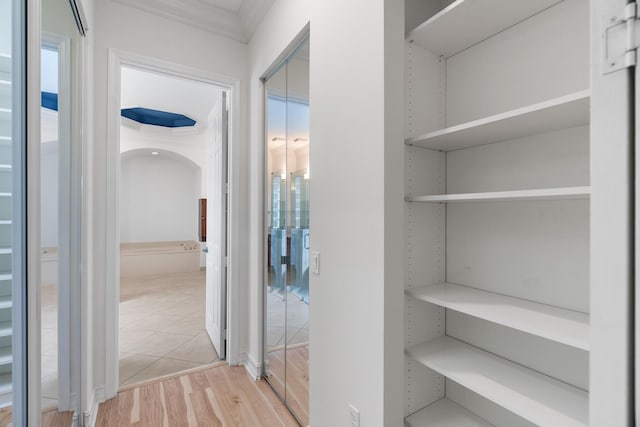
407,186,591,203
407,336,588,427
406,91,590,151
0,296,11,310
0,249,12,255
406,398,492,427
408,0,564,57
408,283,589,350
0,275,11,282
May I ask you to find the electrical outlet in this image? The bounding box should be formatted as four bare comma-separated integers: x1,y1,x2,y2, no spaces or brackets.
311,251,320,275
349,404,360,427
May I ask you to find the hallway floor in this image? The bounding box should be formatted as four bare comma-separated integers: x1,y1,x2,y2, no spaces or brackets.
41,283,59,410
96,363,299,427
119,270,219,386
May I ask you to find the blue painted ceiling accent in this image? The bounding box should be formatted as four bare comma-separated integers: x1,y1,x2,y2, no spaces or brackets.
121,107,196,128
41,92,58,111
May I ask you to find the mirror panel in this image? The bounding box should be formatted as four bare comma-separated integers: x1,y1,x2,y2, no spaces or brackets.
264,62,288,401
263,36,310,426
41,0,84,420
0,0,14,417
284,38,310,426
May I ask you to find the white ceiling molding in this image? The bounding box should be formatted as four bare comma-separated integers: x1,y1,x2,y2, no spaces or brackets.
111,0,274,43
238,0,275,41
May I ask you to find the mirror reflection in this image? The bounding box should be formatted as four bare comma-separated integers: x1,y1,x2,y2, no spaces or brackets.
264,37,309,426
40,0,83,423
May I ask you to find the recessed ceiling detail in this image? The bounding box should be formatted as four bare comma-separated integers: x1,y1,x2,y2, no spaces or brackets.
121,107,197,128
41,92,58,111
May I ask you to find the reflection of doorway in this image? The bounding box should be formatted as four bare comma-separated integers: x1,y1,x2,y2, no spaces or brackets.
115,66,228,387
40,33,74,414
40,45,60,410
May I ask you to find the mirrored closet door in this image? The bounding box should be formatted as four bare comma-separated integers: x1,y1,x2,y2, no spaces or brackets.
263,37,310,426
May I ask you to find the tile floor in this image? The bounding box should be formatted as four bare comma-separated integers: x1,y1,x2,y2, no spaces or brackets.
39,270,219,409
265,287,309,351
41,284,59,410
118,270,219,386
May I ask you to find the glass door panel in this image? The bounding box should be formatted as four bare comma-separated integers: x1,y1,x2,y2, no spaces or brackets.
264,62,288,400
264,36,309,426
284,38,309,426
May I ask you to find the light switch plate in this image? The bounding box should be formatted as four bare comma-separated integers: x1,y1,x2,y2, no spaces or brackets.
311,251,320,275
349,404,360,427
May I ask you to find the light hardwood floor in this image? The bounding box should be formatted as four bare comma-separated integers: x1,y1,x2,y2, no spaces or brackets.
0,406,74,427
96,364,299,427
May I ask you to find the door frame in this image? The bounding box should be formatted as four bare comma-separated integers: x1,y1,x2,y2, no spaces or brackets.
104,49,241,398
591,0,635,425
41,31,74,413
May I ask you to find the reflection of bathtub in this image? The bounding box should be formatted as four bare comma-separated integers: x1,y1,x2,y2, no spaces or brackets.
120,240,201,278
41,247,58,287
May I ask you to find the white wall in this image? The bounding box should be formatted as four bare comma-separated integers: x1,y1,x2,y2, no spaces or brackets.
120,126,208,196
309,0,404,425
90,0,249,402
248,0,404,425
119,151,200,243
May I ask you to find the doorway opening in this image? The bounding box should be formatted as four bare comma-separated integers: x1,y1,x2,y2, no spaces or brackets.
114,64,230,388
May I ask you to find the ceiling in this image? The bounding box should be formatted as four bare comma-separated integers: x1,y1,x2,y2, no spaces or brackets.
121,65,222,137
112,0,275,42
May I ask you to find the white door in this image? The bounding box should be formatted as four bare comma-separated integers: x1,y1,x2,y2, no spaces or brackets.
205,91,228,359
591,0,635,425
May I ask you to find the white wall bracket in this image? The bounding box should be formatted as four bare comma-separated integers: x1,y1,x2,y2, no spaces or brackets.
603,2,640,74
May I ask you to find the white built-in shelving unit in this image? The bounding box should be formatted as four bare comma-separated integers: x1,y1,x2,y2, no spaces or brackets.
403,0,590,425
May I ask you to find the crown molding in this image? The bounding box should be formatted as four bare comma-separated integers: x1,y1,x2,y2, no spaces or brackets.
238,0,275,41
112,0,248,42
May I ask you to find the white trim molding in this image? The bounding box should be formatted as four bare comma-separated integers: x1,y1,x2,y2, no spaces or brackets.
104,48,243,399
243,352,262,380
83,385,104,427
42,31,76,414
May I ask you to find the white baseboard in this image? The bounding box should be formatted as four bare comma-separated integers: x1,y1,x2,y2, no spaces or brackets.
83,385,104,427
243,353,262,380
